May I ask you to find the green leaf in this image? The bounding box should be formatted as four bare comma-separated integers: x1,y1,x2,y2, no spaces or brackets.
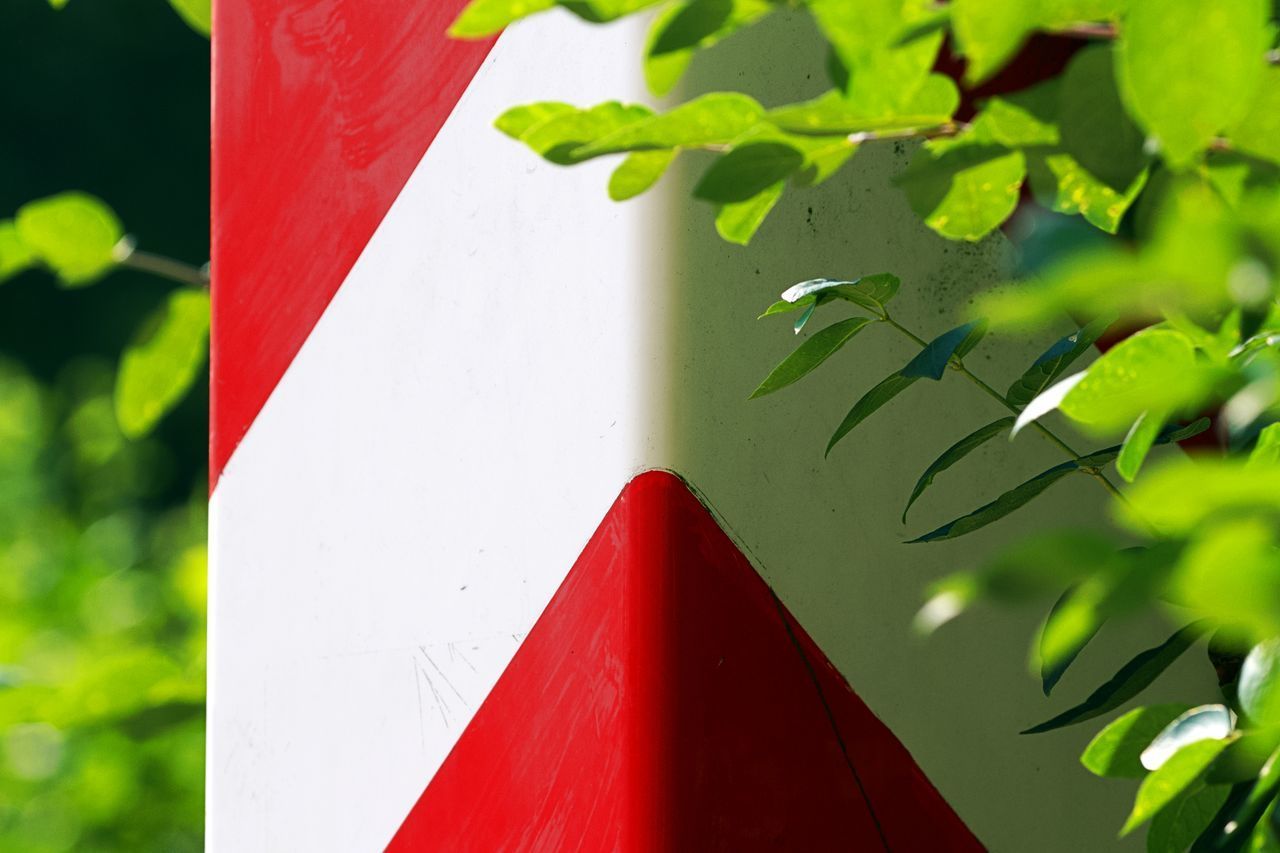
1006,318,1111,408
896,137,1026,241
495,102,576,139
1118,0,1270,166
1022,621,1212,734
450,0,557,37
1228,67,1280,165
902,417,1014,522
780,273,900,315
516,102,655,164
792,136,859,187
1117,410,1164,482
1040,583,1105,695
976,82,1061,148
643,0,774,96
0,220,36,281
950,0,1035,85
1082,704,1193,778
573,92,765,158
693,142,805,203
768,75,959,135
559,0,665,22
1026,151,1148,234
714,180,783,245
1124,461,1280,535
609,150,678,201
1249,423,1280,468
1196,747,1280,850
1059,328,1202,430
1240,639,1280,727
901,319,987,380
908,449,1112,543
827,372,918,455
1125,741,1232,836
1141,706,1236,772
114,290,211,439
749,317,875,399
808,0,946,109
920,419,1210,542
1147,782,1230,853
1059,46,1148,192
15,192,124,286
167,0,211,34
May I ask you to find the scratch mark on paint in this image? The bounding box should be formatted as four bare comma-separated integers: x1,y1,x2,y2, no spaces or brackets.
416,656,450,728
449,643,478,673
413,657,426,753
422,648,469,709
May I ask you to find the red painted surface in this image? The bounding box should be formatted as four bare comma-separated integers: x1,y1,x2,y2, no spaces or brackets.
387,471,983,852
210,0,494,487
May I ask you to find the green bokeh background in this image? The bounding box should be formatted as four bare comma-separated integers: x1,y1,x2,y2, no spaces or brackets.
0,1,209,849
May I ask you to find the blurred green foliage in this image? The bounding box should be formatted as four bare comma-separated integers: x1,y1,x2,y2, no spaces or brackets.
0,0,209,849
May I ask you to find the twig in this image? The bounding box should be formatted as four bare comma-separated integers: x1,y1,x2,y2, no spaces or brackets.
119,249,209,289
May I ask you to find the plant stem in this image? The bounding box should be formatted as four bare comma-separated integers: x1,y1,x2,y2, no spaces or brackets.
882,314,1127,501
120,250,209,289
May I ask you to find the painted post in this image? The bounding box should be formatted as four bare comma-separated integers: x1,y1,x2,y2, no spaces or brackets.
209,3,1210,850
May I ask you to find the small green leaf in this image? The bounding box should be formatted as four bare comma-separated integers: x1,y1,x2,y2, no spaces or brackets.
1025,152,1147,234
1039,583,1105,695
609,150,677,201
649,0,732,54
559,0,665,22
1249,423,1280,468
1197,747,1280,849
450,0,557,37
693,142,805,203
495,102,576,139
1240,639,1280,727
780,274,900,315
0,220,36,281
114,290,211,439
167,0,211,35
1006,318,1111,409
950,0,1035,85
15,192,124,286
1059,328,1201,430
901,319,987,380
1022,621,1212,734
758,295,815,318
808,0,946,109
574,92,765,158
1117,410,1164,482
1147,783,1230,852
902,417,1014,522
768,75,959,135
827,372,918,455
896,137,1026,241
1141,706,1235,772
1082,704,1193,778
517,102,655,164
1123,739,1232,835
1118,0,1270,166
1228,67,1280,165
643,0,773,96
749,317,875,399
1058,46,1148,193
714,180,783,245
976,82,1062,148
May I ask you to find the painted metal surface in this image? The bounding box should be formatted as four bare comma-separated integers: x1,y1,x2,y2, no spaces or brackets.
210,5,1215,851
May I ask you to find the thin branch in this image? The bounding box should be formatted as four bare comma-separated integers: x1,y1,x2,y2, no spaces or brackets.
119,250,209,289
847,122,967,145
881,313,1128,502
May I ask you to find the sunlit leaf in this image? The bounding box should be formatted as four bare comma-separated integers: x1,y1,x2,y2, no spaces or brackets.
561,0,667,22
896,136,1026,241
166,0,211,35
450,0,558,37
903,417,1013,522
1147,782,1231,853
15,192,124,286
780,273,900,315
1116,410,1163,482
1022,621,1212,734
574,92,765,157
512,102,654,164
1012,372,1084,436
1228,67,1280,165
974,81,1061,148
1122,460,1280,534
114,290,211,439
1081,704,1192,778
0,220,36,281
1025,152,1147,234
1249,423,1280,468
749,316,875,399
808,0,945,109
495,102,576,139
768,75,959,135
1195,746,1280,849
1118,0,1270,166
609,150,678,201
1140,705,1235,771
1039,583,1105,695
643,0,774,96
714,180,783,245
1240,639,1280,727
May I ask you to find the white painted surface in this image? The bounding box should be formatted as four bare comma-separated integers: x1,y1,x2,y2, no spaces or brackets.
209,9,1218,853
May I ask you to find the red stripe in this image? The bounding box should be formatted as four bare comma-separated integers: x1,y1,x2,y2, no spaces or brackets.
211,0,494,487
388,471,982,851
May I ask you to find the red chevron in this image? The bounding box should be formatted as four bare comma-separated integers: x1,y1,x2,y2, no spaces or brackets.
211,0,494,486
387,471,983,852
